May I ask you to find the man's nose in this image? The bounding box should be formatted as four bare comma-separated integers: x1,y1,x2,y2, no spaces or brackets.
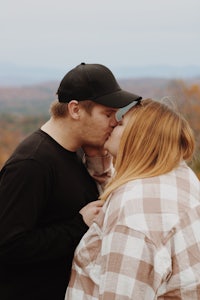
110,114,118,128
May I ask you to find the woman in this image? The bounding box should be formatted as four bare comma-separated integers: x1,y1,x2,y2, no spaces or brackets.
65,99,200,299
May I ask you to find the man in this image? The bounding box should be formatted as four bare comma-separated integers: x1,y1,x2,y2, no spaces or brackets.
0,62,142,300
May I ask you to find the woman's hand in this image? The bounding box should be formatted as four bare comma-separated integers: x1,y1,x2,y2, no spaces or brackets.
79,200,104,227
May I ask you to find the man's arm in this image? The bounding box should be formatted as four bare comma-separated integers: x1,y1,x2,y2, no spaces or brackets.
0,160,97,264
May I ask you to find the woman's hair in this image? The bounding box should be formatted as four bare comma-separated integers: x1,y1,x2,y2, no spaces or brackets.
50,100,96,118
100,98,195,201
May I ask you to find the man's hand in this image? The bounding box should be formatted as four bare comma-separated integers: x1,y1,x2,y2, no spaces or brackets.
79,200,104,227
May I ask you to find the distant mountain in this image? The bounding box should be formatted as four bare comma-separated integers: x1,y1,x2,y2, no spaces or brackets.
0,62,200,86
1,77,200,116
0,63,65,86
112,65,200,80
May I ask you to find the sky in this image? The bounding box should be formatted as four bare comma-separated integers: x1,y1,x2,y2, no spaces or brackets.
1,0,200,73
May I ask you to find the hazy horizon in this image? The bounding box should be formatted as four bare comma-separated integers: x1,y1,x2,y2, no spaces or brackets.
1,0,200,76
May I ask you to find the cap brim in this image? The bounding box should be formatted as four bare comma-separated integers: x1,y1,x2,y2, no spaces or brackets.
93,89,142,108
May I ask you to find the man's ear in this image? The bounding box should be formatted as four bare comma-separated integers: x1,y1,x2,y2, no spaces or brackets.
67,100,80,119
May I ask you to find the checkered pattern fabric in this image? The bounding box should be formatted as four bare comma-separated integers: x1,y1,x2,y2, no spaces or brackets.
85,153,114,193
85,152,114,189
65,162,200,299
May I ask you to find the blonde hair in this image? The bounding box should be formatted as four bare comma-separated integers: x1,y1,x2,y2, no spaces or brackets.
100,98,195,201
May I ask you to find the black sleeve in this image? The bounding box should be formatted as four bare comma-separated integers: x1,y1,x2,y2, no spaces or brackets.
0,159,88,264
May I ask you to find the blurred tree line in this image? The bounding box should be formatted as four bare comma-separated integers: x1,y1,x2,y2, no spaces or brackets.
0,114,49,168
166,80,200,177
0,79,200,178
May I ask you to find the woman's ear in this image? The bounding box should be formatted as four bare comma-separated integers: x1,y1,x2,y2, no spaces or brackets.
67,100,80,120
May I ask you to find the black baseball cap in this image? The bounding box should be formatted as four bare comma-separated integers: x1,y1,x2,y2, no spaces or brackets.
57,62,142,108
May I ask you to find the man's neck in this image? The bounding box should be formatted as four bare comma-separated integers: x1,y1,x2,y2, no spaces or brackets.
41,118,81,152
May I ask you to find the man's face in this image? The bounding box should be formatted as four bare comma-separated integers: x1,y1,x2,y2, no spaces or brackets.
80,103,118,147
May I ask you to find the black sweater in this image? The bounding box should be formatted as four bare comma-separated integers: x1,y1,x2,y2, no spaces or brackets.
0,129,99,300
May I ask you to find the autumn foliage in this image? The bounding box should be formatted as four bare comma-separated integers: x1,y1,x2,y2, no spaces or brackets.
0,79,200,178
167,81,200,178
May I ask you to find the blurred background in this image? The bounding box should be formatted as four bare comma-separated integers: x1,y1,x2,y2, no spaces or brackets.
0,0,200,177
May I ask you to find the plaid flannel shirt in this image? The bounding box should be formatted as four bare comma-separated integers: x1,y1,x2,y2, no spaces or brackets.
65,161,200,300
85,152,114,192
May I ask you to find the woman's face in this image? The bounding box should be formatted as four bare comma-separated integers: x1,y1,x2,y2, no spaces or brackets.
104,111,131,157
